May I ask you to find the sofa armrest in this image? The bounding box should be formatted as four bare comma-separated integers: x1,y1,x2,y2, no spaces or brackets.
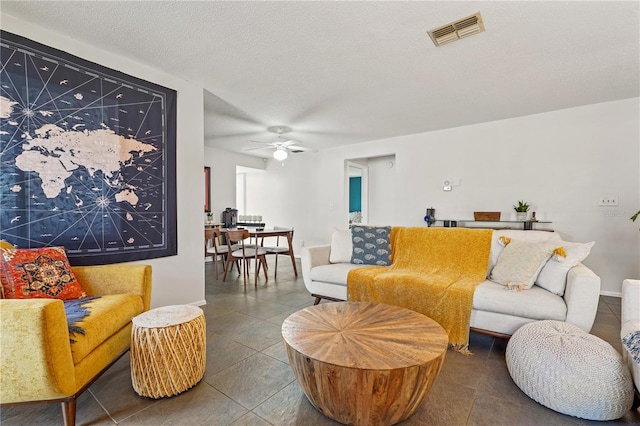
72,264,152,311
301,245,331,293
563,263,601,332
0,299,76,403
622,279,640,325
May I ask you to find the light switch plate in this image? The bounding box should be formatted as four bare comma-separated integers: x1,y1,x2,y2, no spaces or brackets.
598,197,618,206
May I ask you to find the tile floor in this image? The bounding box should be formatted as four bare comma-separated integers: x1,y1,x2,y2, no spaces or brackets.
2,259,639,425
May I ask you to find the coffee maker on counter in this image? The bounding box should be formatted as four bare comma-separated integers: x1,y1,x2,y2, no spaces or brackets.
424,207,436,227
222,207,237,228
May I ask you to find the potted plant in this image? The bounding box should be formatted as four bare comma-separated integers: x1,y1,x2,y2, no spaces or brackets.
513,200,530,221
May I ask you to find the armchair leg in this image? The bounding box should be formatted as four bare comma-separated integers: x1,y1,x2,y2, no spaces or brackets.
62,399,76,426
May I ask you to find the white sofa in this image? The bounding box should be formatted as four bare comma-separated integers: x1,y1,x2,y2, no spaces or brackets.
621,279,640,407
301,229,601,337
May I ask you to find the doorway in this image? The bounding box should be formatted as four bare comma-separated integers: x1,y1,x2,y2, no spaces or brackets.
347,161,368,226
345,155,396,227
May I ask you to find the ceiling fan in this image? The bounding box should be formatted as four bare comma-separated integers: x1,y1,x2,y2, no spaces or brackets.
246,126,311,160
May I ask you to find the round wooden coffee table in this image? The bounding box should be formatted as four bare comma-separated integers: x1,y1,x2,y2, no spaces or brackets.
281,302,448,425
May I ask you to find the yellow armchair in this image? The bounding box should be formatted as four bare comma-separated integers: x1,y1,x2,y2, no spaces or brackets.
0,261,152,426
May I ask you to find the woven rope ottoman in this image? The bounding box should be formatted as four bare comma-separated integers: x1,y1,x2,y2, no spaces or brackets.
506,320,634,421
131,305,206,398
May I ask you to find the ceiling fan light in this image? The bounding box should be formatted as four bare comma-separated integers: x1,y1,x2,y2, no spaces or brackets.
273,147,288,161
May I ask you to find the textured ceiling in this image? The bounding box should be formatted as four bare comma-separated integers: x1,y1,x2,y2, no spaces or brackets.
2,1,639,158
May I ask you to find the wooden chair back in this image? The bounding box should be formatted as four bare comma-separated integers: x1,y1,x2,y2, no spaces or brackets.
226,229,249,248
204,229,216,257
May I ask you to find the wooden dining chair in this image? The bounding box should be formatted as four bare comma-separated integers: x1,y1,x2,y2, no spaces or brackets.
223,229,268,287
261,226,298,278
205,228,233,279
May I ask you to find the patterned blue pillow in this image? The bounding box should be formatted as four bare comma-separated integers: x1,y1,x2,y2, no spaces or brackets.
351,226,391,266
622,330,640,364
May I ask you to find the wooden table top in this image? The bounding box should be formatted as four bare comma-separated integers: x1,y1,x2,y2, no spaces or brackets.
282,301,448,370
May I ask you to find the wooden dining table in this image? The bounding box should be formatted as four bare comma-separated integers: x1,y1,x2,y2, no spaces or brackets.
220,227,297,278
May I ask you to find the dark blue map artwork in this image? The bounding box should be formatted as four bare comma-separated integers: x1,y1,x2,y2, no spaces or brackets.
0,31,177,265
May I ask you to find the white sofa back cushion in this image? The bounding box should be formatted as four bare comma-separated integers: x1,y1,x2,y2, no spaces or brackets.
536,240,595,296
329,228,353,263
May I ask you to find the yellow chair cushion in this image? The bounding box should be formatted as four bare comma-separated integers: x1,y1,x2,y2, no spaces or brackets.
70,294,143,365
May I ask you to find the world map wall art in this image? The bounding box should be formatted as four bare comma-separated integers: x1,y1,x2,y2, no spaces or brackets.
0,31,177,265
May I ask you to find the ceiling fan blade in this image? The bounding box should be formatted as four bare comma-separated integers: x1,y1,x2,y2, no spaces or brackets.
245,146,271,152
288,145,314,153
248,140,274,145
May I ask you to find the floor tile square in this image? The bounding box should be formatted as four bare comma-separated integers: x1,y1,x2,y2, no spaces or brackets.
209,353,295,410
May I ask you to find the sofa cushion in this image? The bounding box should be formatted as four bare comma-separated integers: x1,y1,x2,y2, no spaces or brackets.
536,240,594,296
350,225,392,266
0,247,86,300
473,280,566,320
490,239,561,289
69,293,144,364
310,263,368,286
329,229,353,264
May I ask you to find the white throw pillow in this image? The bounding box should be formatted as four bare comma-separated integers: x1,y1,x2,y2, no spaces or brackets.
490,239,561,290
329,228,352,263
488,230,562,274
536,240,595,296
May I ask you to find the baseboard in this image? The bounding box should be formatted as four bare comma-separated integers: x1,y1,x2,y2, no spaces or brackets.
600,291,622,298
189,299,207,306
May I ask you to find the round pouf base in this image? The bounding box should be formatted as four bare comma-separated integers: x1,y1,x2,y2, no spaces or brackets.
131,305,206,399
506,320,633,421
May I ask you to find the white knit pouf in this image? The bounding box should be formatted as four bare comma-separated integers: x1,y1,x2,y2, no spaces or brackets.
506,320,634,421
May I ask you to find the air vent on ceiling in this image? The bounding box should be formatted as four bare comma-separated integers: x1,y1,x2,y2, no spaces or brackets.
428,12,485,47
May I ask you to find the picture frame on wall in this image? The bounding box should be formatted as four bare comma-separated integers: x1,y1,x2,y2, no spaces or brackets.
204,166,211,213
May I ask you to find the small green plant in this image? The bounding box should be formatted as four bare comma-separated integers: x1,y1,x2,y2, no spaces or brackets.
513,200,530,212
632,209,639,230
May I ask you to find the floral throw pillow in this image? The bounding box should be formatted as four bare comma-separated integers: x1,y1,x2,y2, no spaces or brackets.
0,247,86,300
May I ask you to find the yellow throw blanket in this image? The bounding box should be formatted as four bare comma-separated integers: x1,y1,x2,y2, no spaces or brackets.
347,227,493,353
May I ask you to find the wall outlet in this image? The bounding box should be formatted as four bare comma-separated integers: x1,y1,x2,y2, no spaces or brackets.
598,197,618,206
300,240,304,247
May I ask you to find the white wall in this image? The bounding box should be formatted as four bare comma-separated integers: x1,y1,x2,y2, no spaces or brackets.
365,155,396,226
203,146,265,223
2,14,206,307
243,155,313,241
241,99,640,296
